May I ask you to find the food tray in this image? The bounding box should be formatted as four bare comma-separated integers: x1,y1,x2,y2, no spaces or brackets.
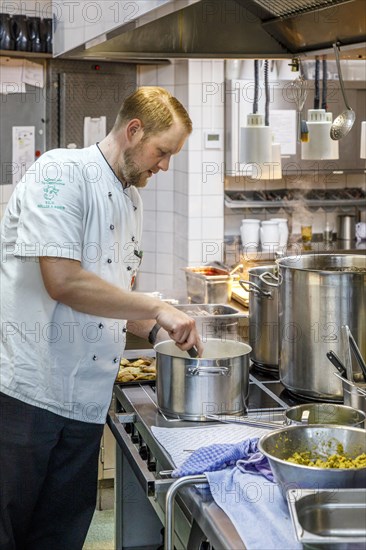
287,488,366,547
114,356,156,386
183,266,233,304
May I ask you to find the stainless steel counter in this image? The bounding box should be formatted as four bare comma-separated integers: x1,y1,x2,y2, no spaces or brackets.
109,384,247,549
109,367,290,550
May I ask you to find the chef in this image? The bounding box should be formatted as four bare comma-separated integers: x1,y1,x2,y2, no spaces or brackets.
0,86,203,550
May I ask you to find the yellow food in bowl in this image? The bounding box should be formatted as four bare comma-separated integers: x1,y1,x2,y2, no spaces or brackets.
285,447,366,469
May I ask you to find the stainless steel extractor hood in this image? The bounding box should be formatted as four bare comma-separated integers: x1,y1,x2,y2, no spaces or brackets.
57,0,366,61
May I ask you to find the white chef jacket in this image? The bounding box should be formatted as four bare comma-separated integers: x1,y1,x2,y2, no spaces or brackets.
0,145,143,423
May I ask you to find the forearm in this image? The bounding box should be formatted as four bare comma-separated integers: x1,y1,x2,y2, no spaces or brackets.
40,257,165,320
40,257,203,354
56,269,165,321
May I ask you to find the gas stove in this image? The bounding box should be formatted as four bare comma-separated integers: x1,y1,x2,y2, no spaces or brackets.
108,364,303,550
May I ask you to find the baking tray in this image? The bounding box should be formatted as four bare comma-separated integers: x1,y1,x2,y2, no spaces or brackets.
114,355,156,387
287,488,366,547
115,379,155,387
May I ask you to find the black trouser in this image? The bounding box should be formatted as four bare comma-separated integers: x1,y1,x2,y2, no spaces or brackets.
0,392,104,550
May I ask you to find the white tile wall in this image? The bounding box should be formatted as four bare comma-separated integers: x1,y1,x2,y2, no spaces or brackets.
156,231,174,254
135,60,226,293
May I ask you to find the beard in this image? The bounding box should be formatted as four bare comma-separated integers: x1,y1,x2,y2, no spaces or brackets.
118,146,149,188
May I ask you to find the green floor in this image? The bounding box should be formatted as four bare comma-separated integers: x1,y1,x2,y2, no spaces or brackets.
83,487,114,550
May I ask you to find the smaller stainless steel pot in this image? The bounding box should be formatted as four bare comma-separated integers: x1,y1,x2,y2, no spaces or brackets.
284,403,365,428
155,339,251,421
240,265,279,373
336,373,366,413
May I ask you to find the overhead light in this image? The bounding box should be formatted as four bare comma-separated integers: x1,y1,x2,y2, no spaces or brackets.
240,114,272,164
301,109,339,160
361,121,366,159
250,135,282,180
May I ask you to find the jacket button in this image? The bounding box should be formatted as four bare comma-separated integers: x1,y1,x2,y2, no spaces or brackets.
131,236,135,242
113,357,119,364
107,258,112,264
122,327,127,333
133,205,137,211
99,323,104,329
110,224,115,230
127,266,132,271
92,355,97,361
108,192,112,198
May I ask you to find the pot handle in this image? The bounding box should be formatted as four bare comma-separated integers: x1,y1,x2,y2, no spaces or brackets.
258,271,281,287
187,366,230,376
239,279,272,298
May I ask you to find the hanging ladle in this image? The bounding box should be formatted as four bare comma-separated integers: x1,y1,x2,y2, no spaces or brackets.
330,43,356,140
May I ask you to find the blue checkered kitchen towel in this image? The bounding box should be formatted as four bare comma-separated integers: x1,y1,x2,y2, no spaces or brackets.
171,437,273,480
172,437,301,550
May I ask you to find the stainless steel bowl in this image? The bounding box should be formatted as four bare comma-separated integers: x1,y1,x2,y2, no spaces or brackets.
258,425,366,498
284,403,365,427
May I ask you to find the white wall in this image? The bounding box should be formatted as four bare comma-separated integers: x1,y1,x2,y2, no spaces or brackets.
136,60,225,294
0,1,52,16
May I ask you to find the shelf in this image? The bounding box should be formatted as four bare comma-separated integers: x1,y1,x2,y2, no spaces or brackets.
0,50,52,59
224,198,364,211
224,189,366,212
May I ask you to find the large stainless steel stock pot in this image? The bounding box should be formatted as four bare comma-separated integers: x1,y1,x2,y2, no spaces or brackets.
155,339,252,421
276,254,366,401
240,265,279,373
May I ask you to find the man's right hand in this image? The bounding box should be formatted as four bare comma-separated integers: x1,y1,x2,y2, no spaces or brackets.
155,305,204,356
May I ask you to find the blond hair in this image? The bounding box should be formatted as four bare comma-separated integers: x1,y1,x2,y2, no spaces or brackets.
113,86,192,137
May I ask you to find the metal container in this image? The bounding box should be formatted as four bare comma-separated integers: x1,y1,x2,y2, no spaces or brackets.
277,254,366,401
155,339,251,421
287,488,366,549
258,425,366,498
240,265,279,373
342,379,366,413
184,267,233,304
284,403,365,427
338,214,356,241
174,303,243,341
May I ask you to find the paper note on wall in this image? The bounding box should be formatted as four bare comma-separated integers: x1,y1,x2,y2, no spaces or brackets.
0,57,24,94
84,116,107,147
12,126,35,186
23,60,44,88
0,58,44,93
269,110,297,155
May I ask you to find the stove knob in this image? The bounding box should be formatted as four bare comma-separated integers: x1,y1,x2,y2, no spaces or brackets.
125,423,133,434
139,445,148,461
147,460,156,472
131,425,139,444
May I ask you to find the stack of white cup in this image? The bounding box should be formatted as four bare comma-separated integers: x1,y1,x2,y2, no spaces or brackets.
240,218,289,253
240,219,261,252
